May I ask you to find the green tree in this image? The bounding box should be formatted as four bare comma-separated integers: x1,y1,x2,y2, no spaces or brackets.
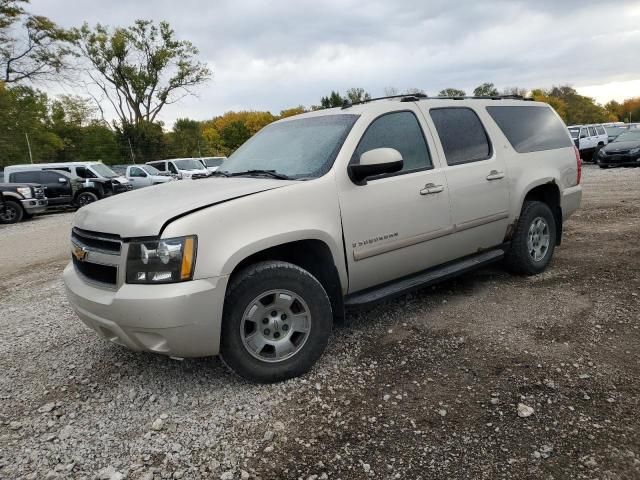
279,105,306,118
116,120,166,163
1,0,73,83
167,118,203,158
220,120,250,152
73,19,211,126
438,88,466,97
473,82,499,97
345,87,371,103
320,90,343,108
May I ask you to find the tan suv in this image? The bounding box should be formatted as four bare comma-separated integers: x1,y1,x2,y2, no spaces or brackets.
63,95,582,382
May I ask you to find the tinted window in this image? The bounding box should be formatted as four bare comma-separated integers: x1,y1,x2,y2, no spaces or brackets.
75,166,96,179
168,163,178,174
149,162,166,171
41,171,66,184
352,111,431,173
11,171,40,183
588,127,597,137
486,106,573,153
430,108,491,165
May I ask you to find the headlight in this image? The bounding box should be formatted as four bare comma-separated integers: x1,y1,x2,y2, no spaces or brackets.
16,187,32,199
629,147,640,155
126,235,197,284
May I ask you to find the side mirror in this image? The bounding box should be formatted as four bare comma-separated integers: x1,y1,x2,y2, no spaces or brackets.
58,178,67,184
348,148,403,185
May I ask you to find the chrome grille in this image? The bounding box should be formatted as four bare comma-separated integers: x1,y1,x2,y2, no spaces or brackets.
71,228,125,287
72,228,121,255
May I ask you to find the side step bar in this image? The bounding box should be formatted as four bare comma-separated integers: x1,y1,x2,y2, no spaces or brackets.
344,249,505,307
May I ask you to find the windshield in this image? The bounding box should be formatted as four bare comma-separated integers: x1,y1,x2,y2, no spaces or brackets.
568,128,580,139
613,131,640,142
174,159,205,171
141,164,161,175
221,114,359,179
90,163,119,178
203,157,225,167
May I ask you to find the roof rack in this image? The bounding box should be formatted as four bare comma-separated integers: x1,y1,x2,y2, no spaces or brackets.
341,93,533,109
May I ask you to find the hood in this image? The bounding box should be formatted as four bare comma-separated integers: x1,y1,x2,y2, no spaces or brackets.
603,140,640,152
74,177,296,237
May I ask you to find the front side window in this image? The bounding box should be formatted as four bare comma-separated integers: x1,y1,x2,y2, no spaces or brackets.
41,171,66,183
221,114,359,179
486,106,573,153
351,111,432,174
430,107,492,165
130,167,146,177
168,163,178,174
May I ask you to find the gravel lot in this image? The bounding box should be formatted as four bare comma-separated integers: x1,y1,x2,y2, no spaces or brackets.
1,165,639,480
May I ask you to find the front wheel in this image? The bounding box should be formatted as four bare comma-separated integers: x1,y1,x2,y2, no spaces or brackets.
220,261,332,383
76,191,99,208
505,201,556,275
0,200,24,224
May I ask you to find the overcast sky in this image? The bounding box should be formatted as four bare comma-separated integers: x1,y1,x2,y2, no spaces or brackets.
31,0,640,125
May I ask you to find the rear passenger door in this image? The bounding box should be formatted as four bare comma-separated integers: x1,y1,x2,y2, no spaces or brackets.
423,106,510,255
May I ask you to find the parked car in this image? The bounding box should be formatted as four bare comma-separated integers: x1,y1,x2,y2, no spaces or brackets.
6,168,130,207
596,130,640,168
146,158,210,179
4,162,132,191
199,156,227,173
0,182,47,224
64,96,581,383
568,124,608,161
605,125,627,143
111,164,175,189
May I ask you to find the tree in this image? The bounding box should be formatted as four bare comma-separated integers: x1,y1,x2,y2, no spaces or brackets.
0,0,73,83
167,117,202,158
220,120,250,152
279,105,306,118
345,87,371,103
473,82,499,97
320,90,343,109
73,19,211,126
438,88,466,97
116,120,166,163
502,86,529,97
404,87,426,96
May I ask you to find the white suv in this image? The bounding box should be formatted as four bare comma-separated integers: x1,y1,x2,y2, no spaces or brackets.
568,124,608,161
64,95,582,382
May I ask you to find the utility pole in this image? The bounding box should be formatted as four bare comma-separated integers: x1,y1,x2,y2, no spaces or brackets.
128,138,136,164
25,133,33,164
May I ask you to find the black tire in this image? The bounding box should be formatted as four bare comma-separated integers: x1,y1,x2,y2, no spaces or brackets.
599,164,610,169
220,261,332,383
0,200,24,224
76,191,99,207
505,201,557,275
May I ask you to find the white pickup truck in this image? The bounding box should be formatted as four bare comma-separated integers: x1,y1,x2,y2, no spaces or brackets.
113,164,175,189
64,95,582,383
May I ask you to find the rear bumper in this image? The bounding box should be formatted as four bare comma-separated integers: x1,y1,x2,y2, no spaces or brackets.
63,262,228,357
561,185,582,221
21,198,48,214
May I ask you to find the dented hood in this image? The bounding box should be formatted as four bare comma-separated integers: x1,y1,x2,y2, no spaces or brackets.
73,177,295,237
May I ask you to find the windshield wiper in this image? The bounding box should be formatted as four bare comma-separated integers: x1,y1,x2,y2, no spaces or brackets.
226,169,292,180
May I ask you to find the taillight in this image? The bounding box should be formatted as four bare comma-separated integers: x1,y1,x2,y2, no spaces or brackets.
574,146,582,185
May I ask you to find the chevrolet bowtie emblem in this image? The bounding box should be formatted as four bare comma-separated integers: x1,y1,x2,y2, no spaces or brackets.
72,244,88,261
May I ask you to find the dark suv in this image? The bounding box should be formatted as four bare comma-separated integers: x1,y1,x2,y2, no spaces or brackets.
7,169,128,208
0,182,47,224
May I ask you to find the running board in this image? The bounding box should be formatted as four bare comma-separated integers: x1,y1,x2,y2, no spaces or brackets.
344,249,505,307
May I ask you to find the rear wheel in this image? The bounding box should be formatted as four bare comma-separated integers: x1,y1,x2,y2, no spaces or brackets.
505,201,556,275
76,191,98,207
0,200,24,224
220,261,332,383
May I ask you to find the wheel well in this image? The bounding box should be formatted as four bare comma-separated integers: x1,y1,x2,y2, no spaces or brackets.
524,183,562,245
230,240,345,322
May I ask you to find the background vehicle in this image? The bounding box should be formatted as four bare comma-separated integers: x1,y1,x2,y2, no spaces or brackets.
596,130,640,168
199,156,227,172
146,158,210,179
64,96,582,383
0,182,47,223
4,162,131,189
568,124,608,161
7,168,130,207
111,164,175,189
605,125,628,143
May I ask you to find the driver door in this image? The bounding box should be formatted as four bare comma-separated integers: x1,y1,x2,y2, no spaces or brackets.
337,108,453,293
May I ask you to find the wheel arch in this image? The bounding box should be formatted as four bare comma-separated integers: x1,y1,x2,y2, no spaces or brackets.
511,180,562,245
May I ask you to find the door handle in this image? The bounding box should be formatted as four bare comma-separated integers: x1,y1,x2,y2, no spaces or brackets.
420,183,444,195
486,170,505,181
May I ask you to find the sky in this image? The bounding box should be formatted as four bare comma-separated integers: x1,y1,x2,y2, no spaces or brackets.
30,0,640,125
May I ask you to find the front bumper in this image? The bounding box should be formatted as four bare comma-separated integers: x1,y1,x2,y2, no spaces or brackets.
21,198,48,214
597,153,640,167
63,262,228,357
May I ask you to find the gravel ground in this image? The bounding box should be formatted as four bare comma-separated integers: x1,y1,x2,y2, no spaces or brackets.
1,165,639,480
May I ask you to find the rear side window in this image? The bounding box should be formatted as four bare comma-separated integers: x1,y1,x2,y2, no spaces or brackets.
11,171,40,183
486,106,573,153
353,111,432,173
150,162,166,171
430,108,492,165
596,125,606,135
